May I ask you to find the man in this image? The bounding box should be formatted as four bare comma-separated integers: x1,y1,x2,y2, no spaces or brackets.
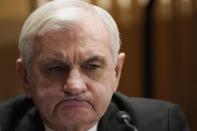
0,0,190,131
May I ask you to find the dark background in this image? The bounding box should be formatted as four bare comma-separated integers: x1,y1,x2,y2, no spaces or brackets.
0,0,196,130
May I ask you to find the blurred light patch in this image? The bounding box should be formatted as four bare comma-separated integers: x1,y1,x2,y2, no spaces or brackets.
158,0,173,20
0,0,29,19
160,0,171,5
177,0,192,16
117,0,132,10
97,0,112,10
137,0,150,7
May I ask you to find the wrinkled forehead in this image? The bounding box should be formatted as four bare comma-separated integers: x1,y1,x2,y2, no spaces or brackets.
36,8,97,35
32,20,113,65
32,15,112,60
36,12,111,48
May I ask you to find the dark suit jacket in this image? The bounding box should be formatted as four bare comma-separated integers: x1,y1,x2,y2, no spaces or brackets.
0,92,190,131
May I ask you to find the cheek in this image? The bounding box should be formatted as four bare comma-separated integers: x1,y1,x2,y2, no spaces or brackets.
29,68,63,95
30,85,65,126
100,69,117,91
28,75,64,116
86,74,115,117
91,83,114,117
30,77,62,99
87,68,116,101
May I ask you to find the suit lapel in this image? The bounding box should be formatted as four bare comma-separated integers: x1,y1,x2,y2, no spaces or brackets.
98,102,132,131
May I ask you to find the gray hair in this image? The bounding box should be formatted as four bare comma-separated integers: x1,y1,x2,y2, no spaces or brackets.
19,0,121,68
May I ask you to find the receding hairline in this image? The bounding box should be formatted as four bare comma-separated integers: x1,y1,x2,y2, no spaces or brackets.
19,0,121,68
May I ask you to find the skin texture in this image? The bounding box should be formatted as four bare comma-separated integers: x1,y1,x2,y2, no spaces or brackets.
16,13,125,131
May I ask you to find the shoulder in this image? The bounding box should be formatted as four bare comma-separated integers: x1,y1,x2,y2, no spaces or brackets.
0,95,34,117
113,92,176,113
110,92,190,131
0,95,35,130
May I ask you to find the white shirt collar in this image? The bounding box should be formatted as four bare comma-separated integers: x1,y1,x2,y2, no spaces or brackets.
88,123,98,131
44,123,98,131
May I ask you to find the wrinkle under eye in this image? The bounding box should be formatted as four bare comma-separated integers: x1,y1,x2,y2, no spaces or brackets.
80,63,105,81
78,55,107,80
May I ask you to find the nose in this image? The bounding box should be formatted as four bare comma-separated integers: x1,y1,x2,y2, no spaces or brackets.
63,68,87,95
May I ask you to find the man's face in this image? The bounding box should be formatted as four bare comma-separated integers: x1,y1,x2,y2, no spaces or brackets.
18,16,124,130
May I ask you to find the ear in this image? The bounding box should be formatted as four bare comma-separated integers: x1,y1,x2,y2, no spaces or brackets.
113,53,125,91
16,58,31,98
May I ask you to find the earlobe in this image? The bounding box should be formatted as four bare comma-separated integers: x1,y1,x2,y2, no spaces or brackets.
114,53,125,90
16,58,31,98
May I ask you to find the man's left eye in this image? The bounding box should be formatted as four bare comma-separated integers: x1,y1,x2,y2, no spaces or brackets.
82,64,100,70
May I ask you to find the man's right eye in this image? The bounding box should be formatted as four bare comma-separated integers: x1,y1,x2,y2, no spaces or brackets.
47,65,69,73
48,66,64,72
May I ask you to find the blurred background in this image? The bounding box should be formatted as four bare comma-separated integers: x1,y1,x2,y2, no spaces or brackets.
0,0,196,130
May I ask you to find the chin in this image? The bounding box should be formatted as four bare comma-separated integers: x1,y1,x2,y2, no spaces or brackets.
56,115,96,130
56,109,96,126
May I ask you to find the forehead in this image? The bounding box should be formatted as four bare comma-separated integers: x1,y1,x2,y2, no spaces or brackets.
34,15,113,61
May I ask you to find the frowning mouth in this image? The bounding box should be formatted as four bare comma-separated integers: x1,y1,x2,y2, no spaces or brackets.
53,97,94,115
55,98,93,111
60,99,90,107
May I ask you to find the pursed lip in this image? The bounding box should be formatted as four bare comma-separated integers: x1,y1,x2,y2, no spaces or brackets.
52,97,95,116
60,99,90,107
56,97,93,110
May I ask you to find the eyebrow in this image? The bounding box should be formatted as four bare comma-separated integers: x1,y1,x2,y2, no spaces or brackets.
39,57,66,66
83,55,106,65
39,55,107,66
